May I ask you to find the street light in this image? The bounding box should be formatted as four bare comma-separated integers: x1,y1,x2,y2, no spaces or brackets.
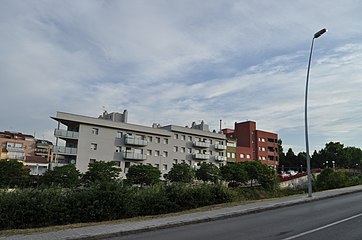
305,28,327,198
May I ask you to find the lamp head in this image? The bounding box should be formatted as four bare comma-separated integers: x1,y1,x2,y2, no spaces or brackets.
314,28,327,39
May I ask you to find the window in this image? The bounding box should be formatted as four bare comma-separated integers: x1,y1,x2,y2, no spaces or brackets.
92,128,99,135
90,143,97,150
188,136,192,141
155,164,160,169
163,151,168,157
115,147,121,153
163,164,168,171
227,152,231,158
173,159,178,165
181,147,185,153
187,148,192,153
163,138,168,144
227,142,236,147
156,137,161,143
173,146,178,152
113,161,121,167
188,160,192,165
147,149,152,156
181,160,186,163
116,131,123,138
174,134,179,140
240,153,245,158
125,162,131,168
246,154,251,159
181,135,186,141
231,153,235,158
89,159,96,164
15,143,22,148
147,136,153,142
155,150,160,156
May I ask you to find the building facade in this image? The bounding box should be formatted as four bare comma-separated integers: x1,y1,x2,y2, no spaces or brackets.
223,121,279,168
0,131,53,175
52,111,227,177
0,131,35,161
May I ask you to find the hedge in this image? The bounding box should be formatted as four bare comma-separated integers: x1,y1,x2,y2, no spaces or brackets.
0,183,235,230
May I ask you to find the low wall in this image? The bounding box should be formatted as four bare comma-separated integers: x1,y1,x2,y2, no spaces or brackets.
279,173,320,189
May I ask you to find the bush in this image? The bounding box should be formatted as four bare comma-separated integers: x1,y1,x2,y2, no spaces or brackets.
316,168,350,191
0,183,235,230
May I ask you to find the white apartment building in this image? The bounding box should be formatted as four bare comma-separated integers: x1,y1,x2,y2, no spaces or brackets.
51,111,227,178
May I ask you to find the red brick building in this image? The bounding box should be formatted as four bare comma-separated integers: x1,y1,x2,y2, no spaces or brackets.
222,121,278,168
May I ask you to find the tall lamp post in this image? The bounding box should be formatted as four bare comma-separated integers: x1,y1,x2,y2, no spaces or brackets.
305,28,327,198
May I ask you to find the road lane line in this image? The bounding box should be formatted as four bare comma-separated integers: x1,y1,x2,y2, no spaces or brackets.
281,212,362,240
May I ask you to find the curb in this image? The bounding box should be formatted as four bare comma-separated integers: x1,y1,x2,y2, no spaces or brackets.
76,186,362,240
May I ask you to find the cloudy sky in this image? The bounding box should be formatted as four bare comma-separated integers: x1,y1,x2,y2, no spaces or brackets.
1,0,362,153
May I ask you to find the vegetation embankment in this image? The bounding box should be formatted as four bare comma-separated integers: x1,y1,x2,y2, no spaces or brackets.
1,154,362,231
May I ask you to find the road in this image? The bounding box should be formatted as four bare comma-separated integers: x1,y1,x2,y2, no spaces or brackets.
107,191,362,240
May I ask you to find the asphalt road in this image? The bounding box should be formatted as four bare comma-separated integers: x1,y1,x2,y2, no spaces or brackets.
108,191,362,240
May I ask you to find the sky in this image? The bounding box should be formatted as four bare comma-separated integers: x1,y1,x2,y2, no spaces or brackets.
1,0,362,153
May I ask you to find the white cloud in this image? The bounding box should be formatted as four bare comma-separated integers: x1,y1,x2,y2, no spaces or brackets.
1,0,362,153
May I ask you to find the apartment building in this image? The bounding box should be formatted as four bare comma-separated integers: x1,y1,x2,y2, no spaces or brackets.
51,111,227,177
0,131,53,175
222,121,279,168
0,131,35,161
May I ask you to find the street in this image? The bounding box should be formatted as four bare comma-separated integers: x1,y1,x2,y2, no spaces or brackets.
108,191,362,240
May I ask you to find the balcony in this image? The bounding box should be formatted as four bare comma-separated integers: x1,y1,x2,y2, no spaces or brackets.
214,144,227,150
215,155,227,161
124,135,148,146
54,129,79,139
6,146,25,152
192,153,210,160
53,146,77,155
123,151,147,161
193,141,210,148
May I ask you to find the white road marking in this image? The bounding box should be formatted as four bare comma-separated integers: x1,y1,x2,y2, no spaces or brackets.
281,212,362,240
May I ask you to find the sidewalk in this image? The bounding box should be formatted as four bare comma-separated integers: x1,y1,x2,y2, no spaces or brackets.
2,185,362,240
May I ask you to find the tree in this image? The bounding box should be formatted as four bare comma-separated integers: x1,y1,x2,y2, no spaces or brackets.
242,161,259,187
344,147,362,168
195,163,220,183
0,160,29,188
242,161,277,189
277,139,286,170
165,163,195,183
82,161,121,185
41,164,81,188
220,163,248,185
126,164,161,186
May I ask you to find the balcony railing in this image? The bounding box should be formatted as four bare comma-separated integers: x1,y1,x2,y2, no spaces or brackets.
215,155,227,161
192,153,210,160
192,141,210,148
214,144,227,150
53,146,77,155
124,135,148,146
6,146,25,152
123,151,147,161
54,129,79,139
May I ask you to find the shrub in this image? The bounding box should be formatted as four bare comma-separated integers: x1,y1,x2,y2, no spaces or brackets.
316,168,350,190
0,183,235,230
